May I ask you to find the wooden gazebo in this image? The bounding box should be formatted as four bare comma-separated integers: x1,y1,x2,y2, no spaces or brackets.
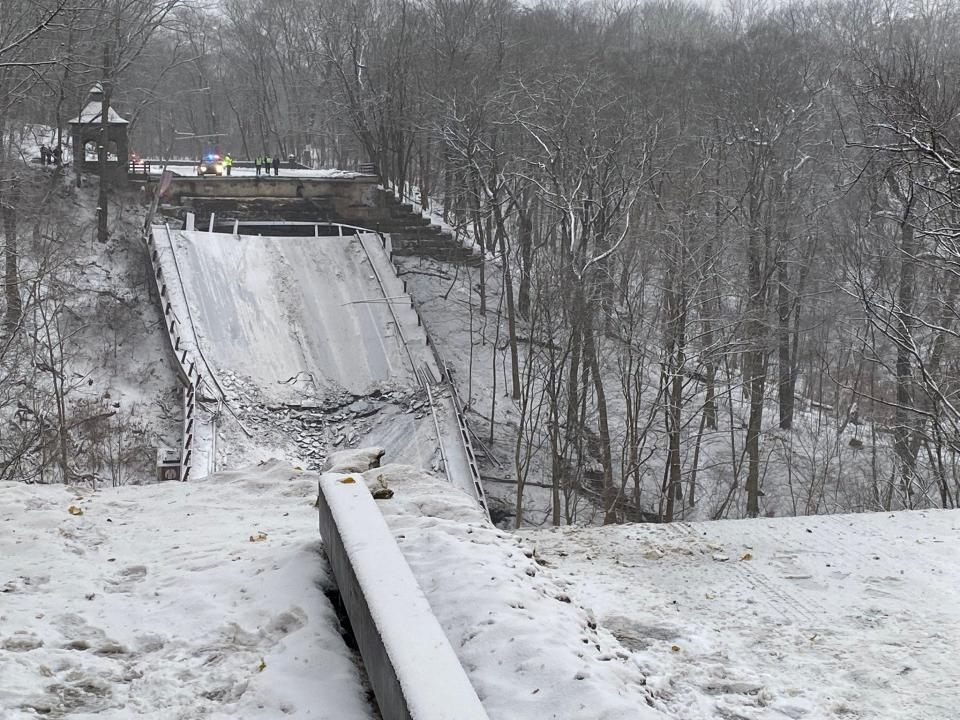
68,83,129,178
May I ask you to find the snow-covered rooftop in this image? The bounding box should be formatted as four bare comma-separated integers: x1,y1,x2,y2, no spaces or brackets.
68,101,128,125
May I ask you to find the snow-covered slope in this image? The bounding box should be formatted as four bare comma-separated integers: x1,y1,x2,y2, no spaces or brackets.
525,510,960,719
366,463,666,720
0,463,375,719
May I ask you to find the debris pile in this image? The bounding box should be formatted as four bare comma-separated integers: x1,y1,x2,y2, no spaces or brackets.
215,370,430,469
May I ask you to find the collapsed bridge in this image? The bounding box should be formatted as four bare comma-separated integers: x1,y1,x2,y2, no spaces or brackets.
143,172,491,717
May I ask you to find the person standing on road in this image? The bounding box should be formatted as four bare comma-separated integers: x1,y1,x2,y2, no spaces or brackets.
224,153,233,176
272,154,280,176
265,153,273,177
255,154,262,177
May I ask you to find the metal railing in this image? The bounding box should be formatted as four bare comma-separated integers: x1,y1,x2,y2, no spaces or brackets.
315,223,490,517
128,160,152,177
143,225,204,481
359,230,490,518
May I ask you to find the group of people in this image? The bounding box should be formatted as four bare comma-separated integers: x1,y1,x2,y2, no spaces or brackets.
255,154,280,177
39,144,62,166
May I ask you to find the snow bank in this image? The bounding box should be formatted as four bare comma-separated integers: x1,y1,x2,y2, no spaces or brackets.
365,464,665,720
0,463,375,719
323,446,386,474
526,510,960,719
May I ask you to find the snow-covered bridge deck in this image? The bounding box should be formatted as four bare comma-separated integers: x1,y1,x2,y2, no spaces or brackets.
151,227,483,505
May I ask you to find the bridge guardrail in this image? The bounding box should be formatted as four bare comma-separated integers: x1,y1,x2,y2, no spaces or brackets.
143,224,204,481
128,160,152,177
350,228,490,518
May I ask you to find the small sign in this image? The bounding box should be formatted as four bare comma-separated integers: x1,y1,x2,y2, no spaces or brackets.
157,447,180,465
157,447,182,482
159,465,181,482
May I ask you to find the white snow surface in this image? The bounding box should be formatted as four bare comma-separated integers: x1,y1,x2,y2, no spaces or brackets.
152,228,440,469
322,447,385,473
0,463,375,719
168,230,409,398
67,101,129,125
367,464,666,720
525,510,960,720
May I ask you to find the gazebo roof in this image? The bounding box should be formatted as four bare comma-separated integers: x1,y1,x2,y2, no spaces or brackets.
68,101,129,126
68,85,128,125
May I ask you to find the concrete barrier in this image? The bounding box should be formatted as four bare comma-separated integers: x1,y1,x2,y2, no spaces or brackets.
317,473,489,720
167,175,380,207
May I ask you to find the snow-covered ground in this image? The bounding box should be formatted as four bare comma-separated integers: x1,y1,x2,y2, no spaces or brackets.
0,168,179,485
524,509,960,719
0,463,375,719
364,463,666,720
5,456,957,719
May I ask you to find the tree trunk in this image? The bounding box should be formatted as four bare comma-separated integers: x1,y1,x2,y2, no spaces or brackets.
893,208,918,499
442,147,456,223
97,45,113,244
471,175,486,315
419,142,430,212
666,273,687,522
1,179,21,334
493,199,521,401
777,254,794,429
517,188,533,319
580,284,617,524
564,306,583,496
744,220,767,518
703,130,724,430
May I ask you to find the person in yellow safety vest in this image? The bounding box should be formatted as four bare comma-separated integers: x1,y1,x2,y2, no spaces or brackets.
224,153,233,176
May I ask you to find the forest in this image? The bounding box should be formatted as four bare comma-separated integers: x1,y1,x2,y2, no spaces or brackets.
2,0,960,523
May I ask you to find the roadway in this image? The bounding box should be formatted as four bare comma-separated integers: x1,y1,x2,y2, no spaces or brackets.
153,227,482,504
